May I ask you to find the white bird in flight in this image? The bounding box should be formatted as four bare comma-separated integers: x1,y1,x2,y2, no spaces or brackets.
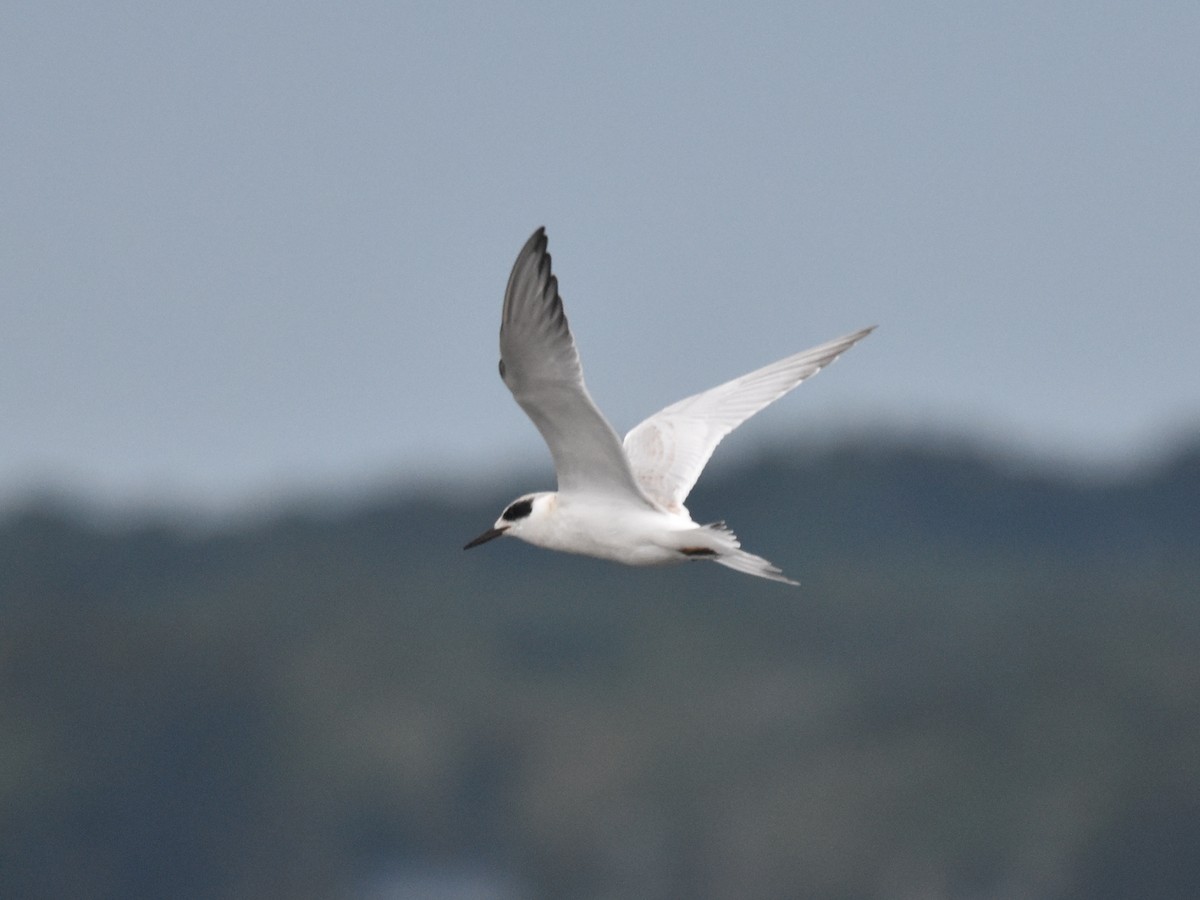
465,228,874,585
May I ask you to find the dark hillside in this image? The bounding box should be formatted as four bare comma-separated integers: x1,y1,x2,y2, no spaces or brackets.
1,439,1197,899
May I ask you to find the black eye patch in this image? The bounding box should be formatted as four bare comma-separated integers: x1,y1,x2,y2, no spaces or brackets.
502,499,533,521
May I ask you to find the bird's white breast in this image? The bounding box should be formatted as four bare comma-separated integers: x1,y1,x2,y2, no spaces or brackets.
518,496,694,567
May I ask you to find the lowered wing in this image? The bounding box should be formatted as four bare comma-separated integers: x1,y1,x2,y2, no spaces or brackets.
623,327,875,511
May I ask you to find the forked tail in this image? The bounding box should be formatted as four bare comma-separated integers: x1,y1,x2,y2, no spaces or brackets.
693,522,799,586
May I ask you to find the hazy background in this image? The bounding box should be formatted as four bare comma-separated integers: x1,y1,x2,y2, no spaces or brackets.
3,4,1200,900
4,1,1198,512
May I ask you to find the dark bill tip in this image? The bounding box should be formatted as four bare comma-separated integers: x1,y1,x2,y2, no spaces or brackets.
463,526,507,550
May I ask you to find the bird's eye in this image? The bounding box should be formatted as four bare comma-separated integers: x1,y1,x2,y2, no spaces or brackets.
502,499,533,521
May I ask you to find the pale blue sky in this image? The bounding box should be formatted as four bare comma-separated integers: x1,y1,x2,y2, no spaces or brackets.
3,2,1198,511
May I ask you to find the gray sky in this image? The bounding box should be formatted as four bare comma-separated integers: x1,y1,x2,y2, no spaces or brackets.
4,2,1198,511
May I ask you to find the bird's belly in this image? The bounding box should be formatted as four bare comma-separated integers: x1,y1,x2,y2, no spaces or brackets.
575,539,684,567
541,512,688,567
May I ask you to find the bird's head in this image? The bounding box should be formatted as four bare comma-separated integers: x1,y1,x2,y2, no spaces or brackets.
463,492,555,549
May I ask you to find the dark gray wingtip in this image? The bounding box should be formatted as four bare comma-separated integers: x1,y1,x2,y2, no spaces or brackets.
520,226,547,258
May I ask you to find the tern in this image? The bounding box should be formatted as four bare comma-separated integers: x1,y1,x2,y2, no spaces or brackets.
465,228,873,585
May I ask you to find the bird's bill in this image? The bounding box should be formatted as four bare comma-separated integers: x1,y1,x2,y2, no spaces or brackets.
463,526,507,550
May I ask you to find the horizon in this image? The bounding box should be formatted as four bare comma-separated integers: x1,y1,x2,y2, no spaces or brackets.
6,421,1198,528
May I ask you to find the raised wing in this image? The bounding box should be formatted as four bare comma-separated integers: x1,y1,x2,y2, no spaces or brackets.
499,228,652,503
623,327,875,511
